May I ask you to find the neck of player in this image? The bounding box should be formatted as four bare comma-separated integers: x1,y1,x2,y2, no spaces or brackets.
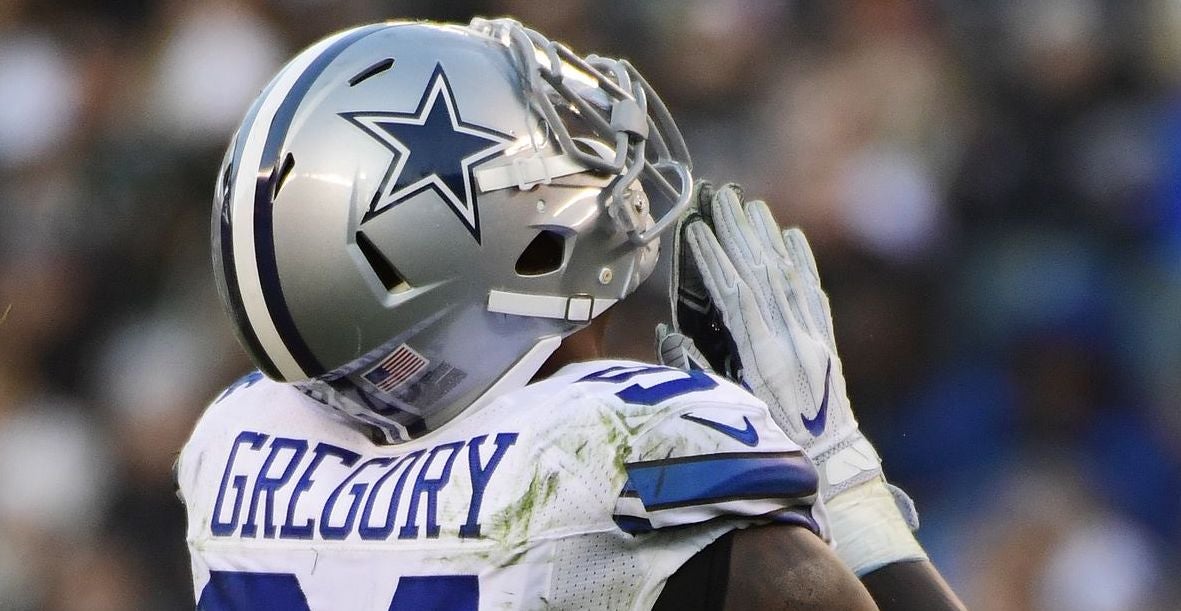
532,313,612,381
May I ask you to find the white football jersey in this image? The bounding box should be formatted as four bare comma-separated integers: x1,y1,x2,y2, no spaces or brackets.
178,360,826,610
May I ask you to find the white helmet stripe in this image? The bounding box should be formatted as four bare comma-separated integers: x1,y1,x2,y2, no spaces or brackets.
230,27,384,381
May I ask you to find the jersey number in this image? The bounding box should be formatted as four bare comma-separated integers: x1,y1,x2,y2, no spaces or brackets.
197,571,478,610
578,365,718,405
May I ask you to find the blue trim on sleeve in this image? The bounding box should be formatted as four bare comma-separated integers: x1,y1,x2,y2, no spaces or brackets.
613,514,655,535
770,507,821,534
623,451,818,511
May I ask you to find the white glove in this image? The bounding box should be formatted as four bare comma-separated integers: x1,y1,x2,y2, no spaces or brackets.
654,322,714,373
674,183,926,574
679,183,879,496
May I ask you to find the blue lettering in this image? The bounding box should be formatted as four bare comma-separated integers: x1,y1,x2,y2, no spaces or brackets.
242,437,308,538
577,365,652,383
579,365,717,405
210,432,522,542
399,441,464,539
211,431,267,537
459,433,518,538
319,457,394,540
279,443,361,539
358,450,425,540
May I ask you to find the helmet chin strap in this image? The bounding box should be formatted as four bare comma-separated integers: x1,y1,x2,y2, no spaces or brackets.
474,152,588,192
486,290,617,321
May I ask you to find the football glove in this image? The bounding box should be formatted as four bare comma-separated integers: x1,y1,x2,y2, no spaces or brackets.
660,181,743,380
668,181,925,574
654,322,714,373
674,182,880,496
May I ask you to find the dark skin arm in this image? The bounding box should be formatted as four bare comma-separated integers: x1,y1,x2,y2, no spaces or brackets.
655,524,878,610
723,525,878,611
657,526,966,610
860,560,966,611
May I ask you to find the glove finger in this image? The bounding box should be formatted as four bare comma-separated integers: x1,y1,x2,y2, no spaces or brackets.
710,185,765,273
655,321,671,344
685,220,738,299
655,324,715,373
709,185,785,328
670,179,721,333
670,209,708,331
744,199,792,263
685,221,774,370
741,200,820,335
783,227,822,285
782,227,837,345
692,179,717,228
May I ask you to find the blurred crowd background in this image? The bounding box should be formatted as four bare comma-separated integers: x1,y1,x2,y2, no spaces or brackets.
2,0,1180,609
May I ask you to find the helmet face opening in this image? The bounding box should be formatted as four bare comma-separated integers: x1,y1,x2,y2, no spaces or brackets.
213,18,691,441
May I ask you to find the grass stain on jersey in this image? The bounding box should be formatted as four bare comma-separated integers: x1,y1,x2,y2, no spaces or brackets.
572,439,590,460
599,412,643,475
487,465,560,547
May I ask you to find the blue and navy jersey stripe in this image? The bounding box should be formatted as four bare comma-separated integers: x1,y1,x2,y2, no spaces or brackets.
613,514,655,535
621,451,818,511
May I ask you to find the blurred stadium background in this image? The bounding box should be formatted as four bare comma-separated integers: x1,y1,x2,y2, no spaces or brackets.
2,0,1180,609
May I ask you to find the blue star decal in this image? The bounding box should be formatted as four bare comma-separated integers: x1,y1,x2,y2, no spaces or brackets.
341,64,513,242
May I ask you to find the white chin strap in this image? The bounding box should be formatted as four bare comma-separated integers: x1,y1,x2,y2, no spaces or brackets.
487,290,617,322
475,152,589,192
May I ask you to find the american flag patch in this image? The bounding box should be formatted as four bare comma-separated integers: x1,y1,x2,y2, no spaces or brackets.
362,344,429,393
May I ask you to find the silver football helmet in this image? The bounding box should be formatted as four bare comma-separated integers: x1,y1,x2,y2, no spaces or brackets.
212,18,691,441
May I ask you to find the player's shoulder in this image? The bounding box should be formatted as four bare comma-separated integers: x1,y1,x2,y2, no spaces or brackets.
182,371,360,460
177,371,365,504
522,360,820,537
193,371,299,427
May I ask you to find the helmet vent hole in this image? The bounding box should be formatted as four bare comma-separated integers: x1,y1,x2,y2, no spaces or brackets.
349,58,395,86
515,230,565,276
356,230,410,293
274,153,296,198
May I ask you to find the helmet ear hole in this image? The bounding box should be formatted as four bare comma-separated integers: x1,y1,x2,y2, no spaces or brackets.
515,230,566,276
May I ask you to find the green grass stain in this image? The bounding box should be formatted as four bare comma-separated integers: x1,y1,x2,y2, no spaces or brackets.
488,464,560,547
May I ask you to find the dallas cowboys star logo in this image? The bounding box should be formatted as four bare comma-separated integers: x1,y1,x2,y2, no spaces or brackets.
341,64,513,243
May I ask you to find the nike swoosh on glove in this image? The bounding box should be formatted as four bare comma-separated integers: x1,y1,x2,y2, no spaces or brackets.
679,183,882,499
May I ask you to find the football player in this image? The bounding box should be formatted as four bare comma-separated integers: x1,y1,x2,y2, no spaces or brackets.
179,17,963,610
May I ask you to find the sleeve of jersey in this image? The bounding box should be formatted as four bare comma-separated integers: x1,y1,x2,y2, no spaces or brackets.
612,400,827,539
